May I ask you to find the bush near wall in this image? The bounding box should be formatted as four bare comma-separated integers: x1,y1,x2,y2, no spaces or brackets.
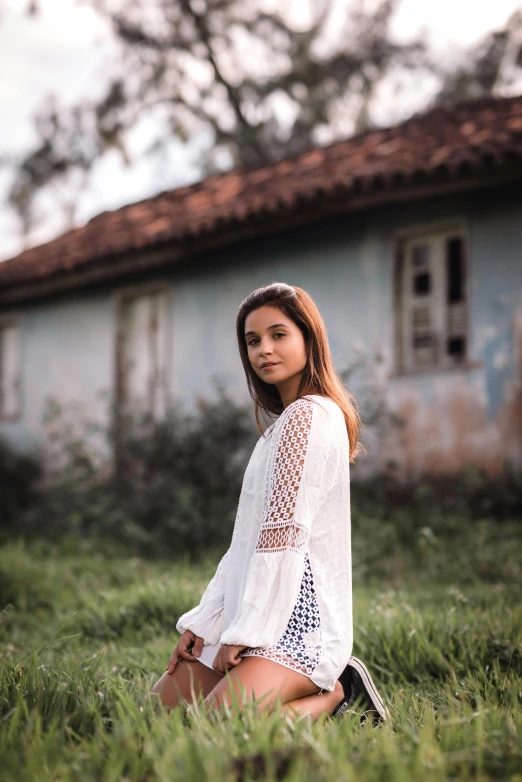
352,465,522,526
1,389,521,558
0,438,41,534
2,389,260,557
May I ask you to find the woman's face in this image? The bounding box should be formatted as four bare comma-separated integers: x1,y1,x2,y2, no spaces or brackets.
244,304,308,401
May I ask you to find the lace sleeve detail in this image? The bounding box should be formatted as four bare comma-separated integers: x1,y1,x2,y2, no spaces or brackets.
219,398,330,649
255,399,313,553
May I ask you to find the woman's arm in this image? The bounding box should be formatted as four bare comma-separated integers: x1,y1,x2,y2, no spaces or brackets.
219,397,331,649
175,546,230,645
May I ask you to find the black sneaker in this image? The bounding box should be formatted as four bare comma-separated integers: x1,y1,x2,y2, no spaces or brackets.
331,656,389,725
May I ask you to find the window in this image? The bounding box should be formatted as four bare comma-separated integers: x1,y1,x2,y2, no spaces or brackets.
0,318,21,420
395,224,468,373
116,286,170,419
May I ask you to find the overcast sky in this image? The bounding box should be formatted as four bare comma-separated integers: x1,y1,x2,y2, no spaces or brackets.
1,0,521,263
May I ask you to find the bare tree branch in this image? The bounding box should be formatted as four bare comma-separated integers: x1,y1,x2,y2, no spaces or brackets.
2,0,521,240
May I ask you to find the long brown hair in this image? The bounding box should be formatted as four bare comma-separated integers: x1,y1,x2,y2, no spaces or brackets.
236,282,361,462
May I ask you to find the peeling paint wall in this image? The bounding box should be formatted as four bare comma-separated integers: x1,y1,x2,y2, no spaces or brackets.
376,189,522,476
0,181,520,476
116,285,170,419
0,291,115,454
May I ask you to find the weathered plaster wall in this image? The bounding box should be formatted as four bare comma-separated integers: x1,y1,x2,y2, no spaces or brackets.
1,181,520,476
173,183,521,476
0,289,114,453
378,187,522,476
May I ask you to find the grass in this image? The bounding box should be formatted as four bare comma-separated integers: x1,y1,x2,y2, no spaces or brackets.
0,519,521,782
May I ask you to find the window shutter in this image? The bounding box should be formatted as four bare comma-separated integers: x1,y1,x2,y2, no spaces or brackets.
445,236,467,366
0,322,21,419
396,226,467,373
118,288,169,418
401,237,443,372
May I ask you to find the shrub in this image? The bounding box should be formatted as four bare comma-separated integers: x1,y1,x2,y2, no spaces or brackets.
106,387,259,554
0,437,42,540
351,464,522,527
18,387,259,557
1,385,520,559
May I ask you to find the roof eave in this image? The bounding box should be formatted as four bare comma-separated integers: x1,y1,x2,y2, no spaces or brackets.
1,161,521,307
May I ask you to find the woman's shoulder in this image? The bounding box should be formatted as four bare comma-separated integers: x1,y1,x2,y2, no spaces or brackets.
284,397,345,449
263,394,343,438
273,394,343,423
304,394,344,421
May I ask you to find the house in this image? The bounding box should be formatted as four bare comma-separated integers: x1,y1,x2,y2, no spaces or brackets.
1,95,521,476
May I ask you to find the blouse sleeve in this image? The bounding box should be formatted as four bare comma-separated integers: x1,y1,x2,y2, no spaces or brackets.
176,547,230,645
219,397,331,649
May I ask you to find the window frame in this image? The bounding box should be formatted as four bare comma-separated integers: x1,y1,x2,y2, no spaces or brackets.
392,217,470,377
0,313,22,422
113,281,172,419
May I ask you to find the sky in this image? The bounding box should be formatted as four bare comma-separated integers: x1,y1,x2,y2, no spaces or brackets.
0,0,521,263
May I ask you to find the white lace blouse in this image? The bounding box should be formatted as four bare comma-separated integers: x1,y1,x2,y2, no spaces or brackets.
175,394,353,692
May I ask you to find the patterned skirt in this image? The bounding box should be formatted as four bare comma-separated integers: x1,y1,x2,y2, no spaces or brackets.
238,552,326,693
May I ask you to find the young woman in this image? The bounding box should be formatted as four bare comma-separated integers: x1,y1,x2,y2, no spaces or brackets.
151,282,388,723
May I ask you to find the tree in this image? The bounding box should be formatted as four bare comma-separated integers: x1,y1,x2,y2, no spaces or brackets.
429,9,522,106
0,0,38,20
2,0,522,240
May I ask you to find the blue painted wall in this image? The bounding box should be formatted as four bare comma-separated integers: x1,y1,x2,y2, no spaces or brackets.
1,181,521,475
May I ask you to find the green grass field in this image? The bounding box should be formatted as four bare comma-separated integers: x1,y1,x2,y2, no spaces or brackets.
1,521,521,781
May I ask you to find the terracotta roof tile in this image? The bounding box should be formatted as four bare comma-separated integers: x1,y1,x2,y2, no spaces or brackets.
1,94,522,290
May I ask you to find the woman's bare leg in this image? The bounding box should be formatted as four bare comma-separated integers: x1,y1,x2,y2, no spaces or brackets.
283,680,344,722
204,656,324,716
150,658,223,711
150,655,343,722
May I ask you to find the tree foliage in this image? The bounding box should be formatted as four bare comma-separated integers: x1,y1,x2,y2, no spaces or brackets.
3,0,522,239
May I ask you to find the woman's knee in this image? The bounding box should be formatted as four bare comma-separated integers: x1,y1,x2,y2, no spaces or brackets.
150,668,188,711
151,659,220,710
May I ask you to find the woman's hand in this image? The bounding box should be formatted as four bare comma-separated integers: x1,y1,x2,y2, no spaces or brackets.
165,630,205,674
212,644,249,674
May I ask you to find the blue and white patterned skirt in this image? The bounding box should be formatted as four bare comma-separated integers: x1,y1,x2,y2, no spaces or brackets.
238,552,326,692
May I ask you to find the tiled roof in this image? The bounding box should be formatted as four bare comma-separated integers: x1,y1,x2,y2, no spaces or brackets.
1,94,522,290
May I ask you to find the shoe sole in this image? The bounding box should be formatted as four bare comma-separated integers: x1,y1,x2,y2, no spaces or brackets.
330,681,357,718
349,656,390,723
